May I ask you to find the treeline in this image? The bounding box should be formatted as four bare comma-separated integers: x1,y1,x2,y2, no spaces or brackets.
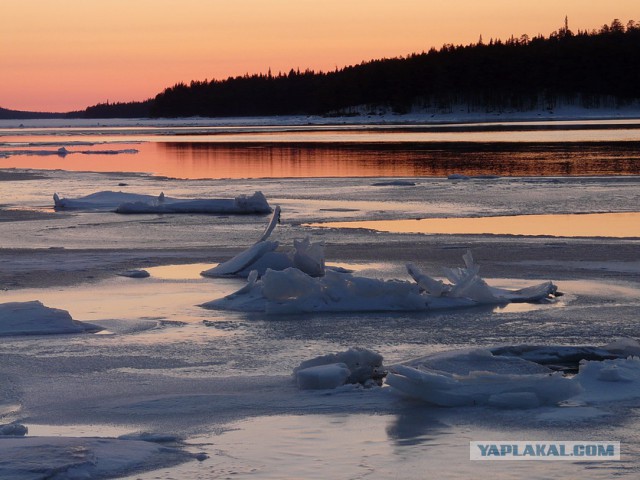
72,99,153,118
0,102,151,120
0,107,66,120
87,18,640,118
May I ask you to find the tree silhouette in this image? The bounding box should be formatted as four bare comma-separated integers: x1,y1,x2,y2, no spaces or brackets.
70,18,640,119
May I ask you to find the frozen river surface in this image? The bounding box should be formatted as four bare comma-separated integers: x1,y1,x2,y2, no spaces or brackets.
0,118,639,479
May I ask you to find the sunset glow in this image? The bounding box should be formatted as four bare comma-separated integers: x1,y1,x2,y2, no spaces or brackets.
2,0,639,112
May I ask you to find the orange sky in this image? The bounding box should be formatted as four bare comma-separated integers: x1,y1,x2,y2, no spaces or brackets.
1,0,638,112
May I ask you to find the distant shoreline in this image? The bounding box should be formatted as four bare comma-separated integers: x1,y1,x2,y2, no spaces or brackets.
2,105,640,129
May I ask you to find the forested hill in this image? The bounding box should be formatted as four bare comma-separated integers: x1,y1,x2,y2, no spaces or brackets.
147,19,640,118
0,107,65,120
5,20,640,119
8,19,634,119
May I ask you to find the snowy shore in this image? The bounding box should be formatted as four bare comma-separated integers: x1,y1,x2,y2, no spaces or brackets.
2,103,640,129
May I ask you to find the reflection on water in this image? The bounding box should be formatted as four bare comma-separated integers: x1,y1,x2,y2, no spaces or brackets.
145,263,214,280
0,274,233,324
2,141,637,179
312,213,640,238
158,141,640,178
1,124,640,178
170,413,630,480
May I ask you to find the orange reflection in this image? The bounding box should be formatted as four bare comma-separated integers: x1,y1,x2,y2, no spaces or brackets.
2,139,640,178
313,213,640,238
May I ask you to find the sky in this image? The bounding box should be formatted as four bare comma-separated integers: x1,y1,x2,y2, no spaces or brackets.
1,0,638,112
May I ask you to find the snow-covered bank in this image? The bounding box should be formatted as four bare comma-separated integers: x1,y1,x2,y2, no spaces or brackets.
2,103,640,130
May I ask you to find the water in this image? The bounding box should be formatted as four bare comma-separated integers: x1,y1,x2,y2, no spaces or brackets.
2,119,640,178
312,212,640,238
1,117,640,479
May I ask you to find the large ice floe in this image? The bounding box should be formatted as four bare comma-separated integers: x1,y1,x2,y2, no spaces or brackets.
386,348,582,408
202,250,558,314
300,340,640,409
387,341,640,408
201,206,329,278
0,301,100,336
53,190,272,214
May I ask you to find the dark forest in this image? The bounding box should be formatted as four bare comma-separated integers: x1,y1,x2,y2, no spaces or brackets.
4,19,640,119
147,19,640,118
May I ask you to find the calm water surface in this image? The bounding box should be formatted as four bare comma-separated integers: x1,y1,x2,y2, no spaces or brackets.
312,213,640,238
1,121,640,178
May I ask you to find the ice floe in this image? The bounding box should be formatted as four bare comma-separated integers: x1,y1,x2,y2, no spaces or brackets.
386,348,581,408
490,345,623,372
573,356,640,404
0,435,203,480
201,206,328,278
294,347,386,389
371,180,416,186
53,190,272,214
386,365,580,408
385,339,640,408
203,251,558,314
117,269,150,278
0,424,28,436
488,338,640,373
0,301,100,336
407,250,558,304
1,147,138,158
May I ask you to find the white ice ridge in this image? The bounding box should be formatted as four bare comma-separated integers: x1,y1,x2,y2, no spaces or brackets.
386,339,640,408
0,301,101,336
201,251,558,314
52,190,272,214
201,206,328,278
